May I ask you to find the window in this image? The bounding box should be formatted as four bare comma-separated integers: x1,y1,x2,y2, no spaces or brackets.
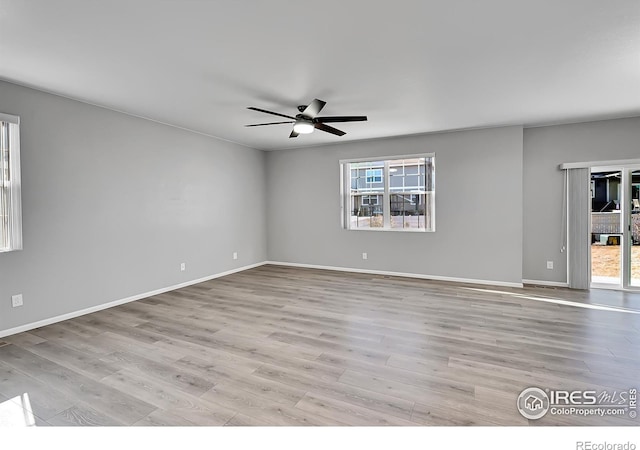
365,168,382,183
0,113,22,252
362,195,380,205
341,154,435,231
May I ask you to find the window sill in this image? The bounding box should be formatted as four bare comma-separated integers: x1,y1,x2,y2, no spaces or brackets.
0,248,21,253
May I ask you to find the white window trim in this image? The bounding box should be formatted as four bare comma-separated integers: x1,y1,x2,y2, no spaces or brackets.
339,153,435,164
0,113,19,125
560,158,640,170
340,153,435,232
0,113,23,253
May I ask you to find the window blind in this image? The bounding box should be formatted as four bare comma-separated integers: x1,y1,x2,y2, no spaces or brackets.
566,167,590,289
0,114,22,252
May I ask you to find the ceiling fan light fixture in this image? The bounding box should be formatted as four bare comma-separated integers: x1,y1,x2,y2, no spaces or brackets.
293,120,314,134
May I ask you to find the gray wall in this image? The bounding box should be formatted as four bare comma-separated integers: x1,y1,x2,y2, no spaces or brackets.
523,117,640,283
0,81,267,334
3,77,638,336
266,126,524,285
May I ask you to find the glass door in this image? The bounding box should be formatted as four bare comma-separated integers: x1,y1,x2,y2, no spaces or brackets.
591,167,640,290
629,170,640,287
590,170,623,286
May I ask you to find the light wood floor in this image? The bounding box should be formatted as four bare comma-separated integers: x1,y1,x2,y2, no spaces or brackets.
1,265,639,426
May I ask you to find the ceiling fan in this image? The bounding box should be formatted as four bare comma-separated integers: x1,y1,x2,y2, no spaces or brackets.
246,98,367,138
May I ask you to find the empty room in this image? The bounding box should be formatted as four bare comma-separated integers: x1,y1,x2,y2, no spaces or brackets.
1,0,639,447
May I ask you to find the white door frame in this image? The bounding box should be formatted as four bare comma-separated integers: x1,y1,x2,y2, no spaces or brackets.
590,164,640,291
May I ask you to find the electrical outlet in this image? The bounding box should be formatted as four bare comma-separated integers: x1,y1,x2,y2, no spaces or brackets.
546,261,554,270
233,252,238,260
362,252,368,260
180,263,186,272
11,294,23,308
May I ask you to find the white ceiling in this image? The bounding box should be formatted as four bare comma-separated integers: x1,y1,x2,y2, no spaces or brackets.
1,0,639,150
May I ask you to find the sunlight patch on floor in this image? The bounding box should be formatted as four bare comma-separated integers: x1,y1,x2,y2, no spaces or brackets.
0,394,36,427
461,287,640,314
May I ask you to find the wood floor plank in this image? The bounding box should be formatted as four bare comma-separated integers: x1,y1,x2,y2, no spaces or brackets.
224,412,273,426
446,356,634,393
89,331,183,365
294,392,418,426
1,264,639,426
583,360,640,383
100,351,215,396
252,363,416,421
2,332,46,348
161,406,235,426
172,354,258,386
411,402,506,426
173,329,325,369
221,374,307,407
76,315,165,345
200,383,344,426
46,405,124,426
133,408,200,426
152,339,263,372
267,331,391,366
100,366,235,425
337,368,475,405
28,323,112,356
0,345,156,425
27,340,119,381
0,360,74,421
412,398,528,426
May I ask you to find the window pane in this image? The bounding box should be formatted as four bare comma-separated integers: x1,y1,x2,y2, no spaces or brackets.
0,123,8,249
349,161,385,229
391,194,425,229
0,119,22,252
389,165,404,176
390,174,403,188
405,165,418,175
345,155,434,232
350,194,384,229
405,175,419,188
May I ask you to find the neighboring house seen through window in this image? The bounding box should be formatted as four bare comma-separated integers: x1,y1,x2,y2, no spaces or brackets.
0,113,22,252
341,154,435,231
365,168,383,183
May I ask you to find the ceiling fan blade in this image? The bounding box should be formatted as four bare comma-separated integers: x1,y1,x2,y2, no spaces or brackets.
314,116,367,123
300,99,326,119
289,130,299,138
247,107,296,120
245,121,295,127
315,122,346,136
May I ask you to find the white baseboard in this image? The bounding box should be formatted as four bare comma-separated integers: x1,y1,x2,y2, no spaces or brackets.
0,261,534,339
522,279,569,288
266,261,524,288
0,261,267,339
